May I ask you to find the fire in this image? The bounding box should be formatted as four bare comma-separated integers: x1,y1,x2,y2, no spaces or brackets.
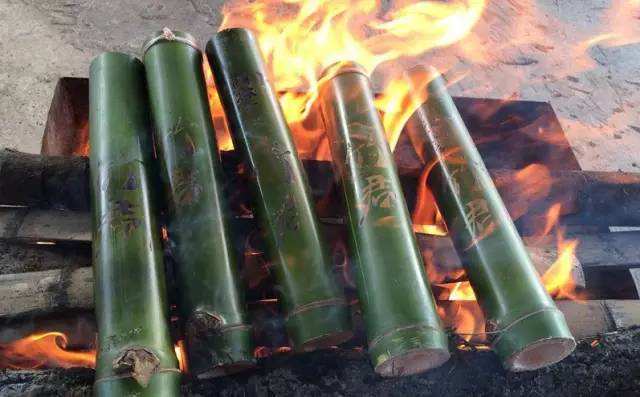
203,57,234,152
443,202,582,342
174,340,188,373
0,332,189,372
448,281,476,301
542,231,579,300
216,0,487,158
0,332,95,369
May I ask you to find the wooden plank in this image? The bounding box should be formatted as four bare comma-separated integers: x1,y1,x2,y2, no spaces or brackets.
605,300,640,329
2,266,637,346
567,232,640,269
0,267,93,317
2,150,639,234
0,208,90,243
0,149,89,211
629,268,640,298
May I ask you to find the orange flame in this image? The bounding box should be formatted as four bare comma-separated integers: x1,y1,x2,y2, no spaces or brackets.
174,340,188,373
0,332,95,369
448,281,476,301
217,0,487,157
542,232,579,300
443,201,582,343
0,332,189,372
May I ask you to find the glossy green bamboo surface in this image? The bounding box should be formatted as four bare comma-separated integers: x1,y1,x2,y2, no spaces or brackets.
404,68,575,371
206,28,352,351
318,62,449,377
89,52,180,396
143,30,254,377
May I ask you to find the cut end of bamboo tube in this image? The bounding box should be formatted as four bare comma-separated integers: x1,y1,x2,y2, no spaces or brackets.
374,348,451,378
504,337,577,372
319,61,368,82
112,347,161,388
297,330,354,353
142,28,199,56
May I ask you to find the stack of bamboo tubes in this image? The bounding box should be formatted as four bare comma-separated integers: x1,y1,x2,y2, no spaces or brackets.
88,27,575,396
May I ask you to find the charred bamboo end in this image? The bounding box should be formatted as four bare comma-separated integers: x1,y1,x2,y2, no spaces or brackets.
319,61,368,83
206,28,257,63
215,27,255,40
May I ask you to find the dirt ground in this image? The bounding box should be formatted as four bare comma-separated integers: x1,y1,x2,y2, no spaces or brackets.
1,327,639,396
1,1,639,171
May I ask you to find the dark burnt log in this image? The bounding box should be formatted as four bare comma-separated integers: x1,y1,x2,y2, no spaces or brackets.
40,76,580,173
2,151,639,235
0,208,90,244
0,267,93,318
0,149,89,211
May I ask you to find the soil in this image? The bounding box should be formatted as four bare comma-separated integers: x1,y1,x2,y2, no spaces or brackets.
2,327,639,396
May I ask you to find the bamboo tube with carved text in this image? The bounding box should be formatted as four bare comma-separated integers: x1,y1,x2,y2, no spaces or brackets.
143,29,254,378
403,67,576,371
318,61,450,377
90,52,180,396
206,28,352,351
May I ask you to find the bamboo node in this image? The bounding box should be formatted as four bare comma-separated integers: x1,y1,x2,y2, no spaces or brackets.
112,347,160,388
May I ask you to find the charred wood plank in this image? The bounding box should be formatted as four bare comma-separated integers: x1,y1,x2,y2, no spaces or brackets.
2,152,639,234
0,208,90,244
0,149,89,211
0,267,93,317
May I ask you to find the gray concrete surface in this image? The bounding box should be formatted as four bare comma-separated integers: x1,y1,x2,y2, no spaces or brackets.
0,0,638,172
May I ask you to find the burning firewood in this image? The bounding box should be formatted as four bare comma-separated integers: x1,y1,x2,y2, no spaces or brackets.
206,28,352,352
89,53,180,394
403,67,576,371
142,28,255,379
318,61,450,377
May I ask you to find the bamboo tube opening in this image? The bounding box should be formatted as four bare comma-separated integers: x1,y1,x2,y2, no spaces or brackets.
374,348,451,378
505,338,576,372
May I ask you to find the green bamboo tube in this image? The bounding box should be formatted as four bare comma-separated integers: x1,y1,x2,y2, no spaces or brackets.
317,62,450,377
89,52,180,395
142,29,254,378
205,28,352,351
404,67,576,371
